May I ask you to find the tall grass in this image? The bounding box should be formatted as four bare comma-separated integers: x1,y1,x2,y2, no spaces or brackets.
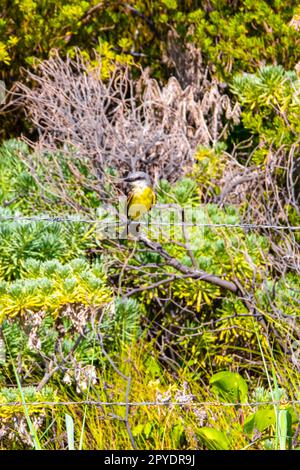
0,337,296,450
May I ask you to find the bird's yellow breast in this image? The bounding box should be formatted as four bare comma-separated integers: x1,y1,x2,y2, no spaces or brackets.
127,186,155,220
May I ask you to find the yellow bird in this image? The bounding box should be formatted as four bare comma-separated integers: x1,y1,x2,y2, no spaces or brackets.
123,171,156,237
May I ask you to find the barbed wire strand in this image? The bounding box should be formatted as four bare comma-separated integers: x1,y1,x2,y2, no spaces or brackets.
0,215,300,230
1,399,300,408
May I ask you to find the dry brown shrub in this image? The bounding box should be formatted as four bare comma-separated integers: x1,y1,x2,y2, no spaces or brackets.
17,50,239,199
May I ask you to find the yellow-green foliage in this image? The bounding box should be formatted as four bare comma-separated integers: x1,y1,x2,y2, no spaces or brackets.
0,386,56,419
187,1,300,80
1,1,299,83
231,66,300,155
192,146,227,199
0,258,112,319
1,342,295,450
0,1,133,81
2,1,300,142
122,203,268,311
0,139,102,212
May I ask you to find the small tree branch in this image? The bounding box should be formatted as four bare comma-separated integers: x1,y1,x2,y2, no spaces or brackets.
138,234,238,293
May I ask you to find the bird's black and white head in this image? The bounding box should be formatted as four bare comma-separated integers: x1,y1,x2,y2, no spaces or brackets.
124,171,152,189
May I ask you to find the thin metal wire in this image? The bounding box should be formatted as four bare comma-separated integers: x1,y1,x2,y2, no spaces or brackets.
0,215,300,230
0,399,299,408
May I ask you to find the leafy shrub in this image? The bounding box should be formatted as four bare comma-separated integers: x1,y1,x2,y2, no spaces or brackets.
0,0,134,82
1,1,300,141
187,1,300,80
1,1,299,84
231,65,300,155
0,385,56,419
0,258,111,318
0,139,102,212
0,210,97,280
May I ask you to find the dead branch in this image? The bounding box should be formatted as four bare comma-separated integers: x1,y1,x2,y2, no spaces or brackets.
17,50,239,203
138,233,238,293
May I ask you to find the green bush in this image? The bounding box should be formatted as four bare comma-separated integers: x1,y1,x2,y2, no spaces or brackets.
0,209,97,280
0,139,102,212
2,1,299,84
187,1,300,80
231,65,300,155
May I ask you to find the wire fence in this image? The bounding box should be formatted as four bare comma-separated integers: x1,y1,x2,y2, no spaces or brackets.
0,214,300,230
1,399,300,408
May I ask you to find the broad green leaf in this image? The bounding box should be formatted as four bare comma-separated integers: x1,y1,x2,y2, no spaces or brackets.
244,407,275,434
210,371,248,403
197,427,230,450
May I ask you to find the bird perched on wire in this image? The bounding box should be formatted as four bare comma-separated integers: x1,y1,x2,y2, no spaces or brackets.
122,171,156,238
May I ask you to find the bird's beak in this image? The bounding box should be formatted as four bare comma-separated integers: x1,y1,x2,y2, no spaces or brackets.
123,175,134,183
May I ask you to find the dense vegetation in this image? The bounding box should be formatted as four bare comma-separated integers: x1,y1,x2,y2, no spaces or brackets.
0,0,299,450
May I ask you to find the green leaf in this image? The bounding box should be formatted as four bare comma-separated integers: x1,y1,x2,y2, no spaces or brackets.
161,0,177,9
144,422,152,438
132,423,144,437
197,427,230,450
65,413,75,450
209,371,248,403
244,407,275,434
278,409,292,450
